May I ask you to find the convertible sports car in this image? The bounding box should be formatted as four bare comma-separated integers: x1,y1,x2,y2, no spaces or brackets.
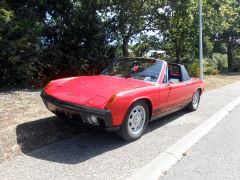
41,58,204,141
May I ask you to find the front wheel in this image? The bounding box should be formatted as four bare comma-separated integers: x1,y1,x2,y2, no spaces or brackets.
187,89,201,111
118,101,149,141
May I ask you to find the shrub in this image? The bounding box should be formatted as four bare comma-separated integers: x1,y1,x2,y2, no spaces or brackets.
212,53,228,72
233,49,240,72
204,58,219,75
187,63,199,77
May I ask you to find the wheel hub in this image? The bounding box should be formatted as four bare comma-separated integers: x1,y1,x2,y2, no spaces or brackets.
128,105,146,135
193,91,200,108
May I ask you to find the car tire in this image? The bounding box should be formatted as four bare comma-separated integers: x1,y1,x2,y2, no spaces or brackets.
117,100,149,141
187,89,201,111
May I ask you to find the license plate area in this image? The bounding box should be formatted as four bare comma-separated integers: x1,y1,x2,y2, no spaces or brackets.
47,101,83,121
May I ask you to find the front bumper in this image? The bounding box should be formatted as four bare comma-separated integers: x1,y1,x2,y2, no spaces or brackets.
41,92,119,131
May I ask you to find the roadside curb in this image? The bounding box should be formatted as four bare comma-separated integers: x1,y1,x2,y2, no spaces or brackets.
128,96,240,180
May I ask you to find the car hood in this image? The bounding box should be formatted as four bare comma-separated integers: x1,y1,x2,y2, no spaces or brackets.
44,75,152,108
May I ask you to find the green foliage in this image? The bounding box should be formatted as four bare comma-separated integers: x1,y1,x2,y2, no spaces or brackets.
131,43,151,57
203,36,214,57
212,53,228,72
0,0,115,87
204,58,219,75
0,0,239,88
0,0,45,86
131,35,161,57
0,6,12,24
187,62,199,77
233,48,240,71
187,54,228,76
102,0,165,57
206,0,240,71
156,0,199,63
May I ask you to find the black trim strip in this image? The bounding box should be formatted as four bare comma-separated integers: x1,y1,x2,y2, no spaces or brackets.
150,103,188,122
158,97,192,114
152,97,192,120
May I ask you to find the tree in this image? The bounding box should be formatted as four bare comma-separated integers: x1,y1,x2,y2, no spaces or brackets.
1,0,240,87
0,2,13,83
101,0,165,57
0,0,114,86
152,0,240,68
0,0,44,85
131,34,161,57
154,0,199,63
216,0,240,71
40,0,115,76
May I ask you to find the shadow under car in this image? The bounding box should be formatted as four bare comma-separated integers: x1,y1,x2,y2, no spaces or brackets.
16,110,189,164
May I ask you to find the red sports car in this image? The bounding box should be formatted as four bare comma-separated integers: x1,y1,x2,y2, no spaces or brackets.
41,58,204,141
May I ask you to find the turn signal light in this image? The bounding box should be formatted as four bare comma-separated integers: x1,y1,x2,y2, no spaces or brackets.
44,81,53,90
105,95,116,109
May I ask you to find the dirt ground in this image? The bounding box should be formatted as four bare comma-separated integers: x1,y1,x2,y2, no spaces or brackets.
0,73,240,163
204,73,240,91
0,91,89,163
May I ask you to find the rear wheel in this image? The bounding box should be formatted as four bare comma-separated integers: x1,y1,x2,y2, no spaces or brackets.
118,101,149,141
187,89,201,111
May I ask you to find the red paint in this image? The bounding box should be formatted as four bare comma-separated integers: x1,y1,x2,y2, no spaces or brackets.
43,60,204,126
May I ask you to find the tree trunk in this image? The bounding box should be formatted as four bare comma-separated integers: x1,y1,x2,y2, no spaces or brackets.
139,50,144,57
175,39,183,64
176,47,181,64
227,41,233,72
122,37,129,57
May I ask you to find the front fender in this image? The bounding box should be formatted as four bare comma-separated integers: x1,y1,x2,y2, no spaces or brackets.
109,86,159,126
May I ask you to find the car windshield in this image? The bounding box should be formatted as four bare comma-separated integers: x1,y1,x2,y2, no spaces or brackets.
102,58,163,82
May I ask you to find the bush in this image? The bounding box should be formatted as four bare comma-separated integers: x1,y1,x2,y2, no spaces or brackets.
187,63,199,77
233,49,240,72
204,58,219,75
205,66,219,75
185,53,230,77
187,58,219,77
212,53,228,72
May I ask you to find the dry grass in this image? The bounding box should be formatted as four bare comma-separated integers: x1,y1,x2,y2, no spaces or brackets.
0,73,240,163
0,91,50,129
204,73,240,91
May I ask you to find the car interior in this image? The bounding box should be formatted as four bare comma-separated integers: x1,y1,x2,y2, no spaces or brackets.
163,63,191,83
168,64,182,83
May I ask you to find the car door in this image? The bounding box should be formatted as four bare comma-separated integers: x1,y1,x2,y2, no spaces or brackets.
167,81,188,109
159,64,188,113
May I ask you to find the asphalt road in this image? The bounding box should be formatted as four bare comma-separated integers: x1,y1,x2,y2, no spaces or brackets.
162,103,240,180
0,81,240,180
